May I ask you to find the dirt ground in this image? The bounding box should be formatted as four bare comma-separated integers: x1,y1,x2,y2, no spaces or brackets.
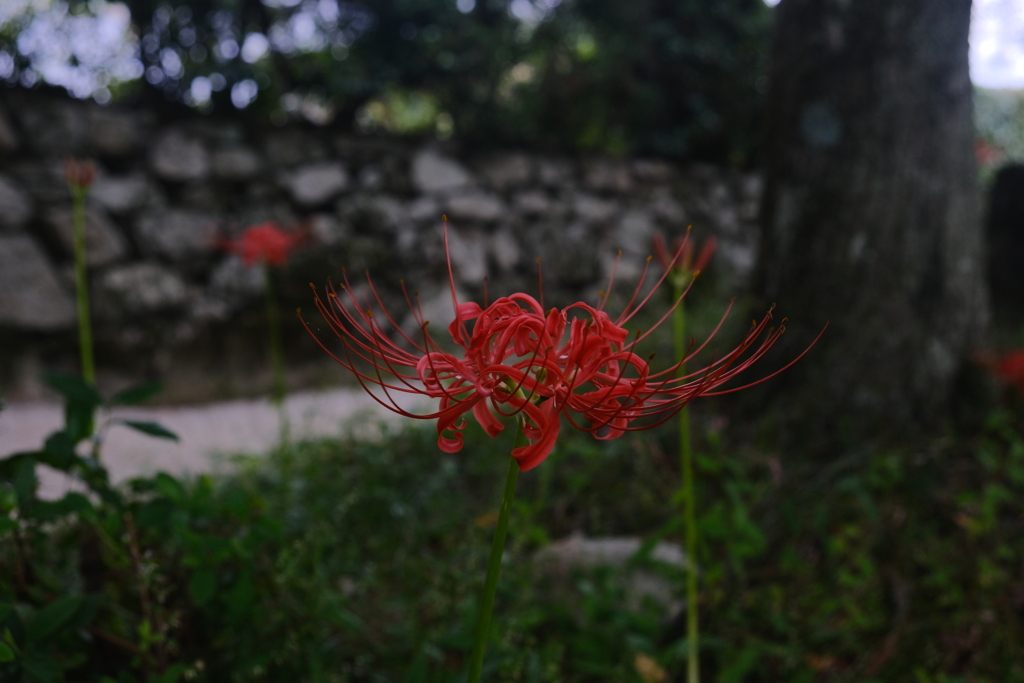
0,389,434,499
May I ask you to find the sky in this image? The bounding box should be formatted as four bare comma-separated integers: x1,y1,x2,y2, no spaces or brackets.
970,0,1024,89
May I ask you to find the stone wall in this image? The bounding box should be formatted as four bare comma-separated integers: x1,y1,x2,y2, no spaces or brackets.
0,89,762,403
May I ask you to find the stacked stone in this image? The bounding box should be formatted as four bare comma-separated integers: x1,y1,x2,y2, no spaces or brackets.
0,90,761,400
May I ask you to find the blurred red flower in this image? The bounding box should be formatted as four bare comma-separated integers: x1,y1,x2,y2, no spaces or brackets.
303,223,816,471
221,222,305,267
974,139,1003,170
995,351,1024,392
652,231,716,286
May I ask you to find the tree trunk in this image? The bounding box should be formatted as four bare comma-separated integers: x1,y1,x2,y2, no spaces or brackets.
753,0,987,445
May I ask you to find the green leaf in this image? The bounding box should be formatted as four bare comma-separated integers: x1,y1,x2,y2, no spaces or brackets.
1,606,25,649
26,596,83,645
189,569,217,607
154,473,185,502
226,572,255,621
0,517,16,535
37,432,77,471
109,381,164,407
151,663,187,683
0,640,13,662
64,402,95,443
119,421,178,442
14,458,38,511
136,499,175,529
28,494,93,523
41,373,101,441
0,454,33,482
39,373,101,408
20,651,60,683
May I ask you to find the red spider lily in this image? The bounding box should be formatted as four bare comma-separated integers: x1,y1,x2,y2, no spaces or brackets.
652,230,716,287
64,157,97,190
221,222,305,266
301,221,819,472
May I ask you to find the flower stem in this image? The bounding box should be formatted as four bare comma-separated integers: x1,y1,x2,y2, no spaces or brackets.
467,425,526,683
264,264,289,443
673,283,699,683
71,186,95,385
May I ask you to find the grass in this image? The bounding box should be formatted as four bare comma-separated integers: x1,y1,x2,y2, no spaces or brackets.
5,404,1024,682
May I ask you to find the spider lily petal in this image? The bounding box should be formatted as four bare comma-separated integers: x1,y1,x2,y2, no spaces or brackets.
301,220,811,471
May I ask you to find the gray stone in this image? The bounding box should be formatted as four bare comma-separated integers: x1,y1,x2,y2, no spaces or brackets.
45,207,127,267
309,213,350,246
631,159,674,181
212,146,263,181
716,239,758,289
410,149,472,194
512,190,551,216
10,161,66,205
585,160,632,193
209,255,265,301
616,208,657,256
400,287,466,338
101,263,189,313
710,201,741,238
340,194,408,234
739,174,763,221
0,235,76,330
396,224,419,258
264,130,323,167
446,192,505,223
357,165,386,191
88,107,142,156
150,129,210,182
480,153,532,191
136,209,219,260
536,221,599,286
537,158,573,187
13,99,88,156
650,189,686,226
489,229,521,272
190,296,231,322
408,196,441,222
0,108,18,153
573,192,618,223
179,183,225,212
534,533,687,616
537,533,686,573
367,195,408,232
445,229,487,284
234,204,296,233
90,174,152,215
0,175,33,229
282,162,349,207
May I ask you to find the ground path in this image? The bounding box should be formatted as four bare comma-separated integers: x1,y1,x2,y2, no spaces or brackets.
0,388,433,499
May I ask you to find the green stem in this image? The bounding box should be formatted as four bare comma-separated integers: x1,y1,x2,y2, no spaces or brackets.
673,283,699,683
467,426,526,683
264,265,289,442
71,186,95,385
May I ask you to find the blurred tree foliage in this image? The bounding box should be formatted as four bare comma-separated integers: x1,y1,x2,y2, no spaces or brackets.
0,0,771,162
975,88,1024,176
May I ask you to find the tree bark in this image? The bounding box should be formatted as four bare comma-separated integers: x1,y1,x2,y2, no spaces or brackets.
754,0,987,444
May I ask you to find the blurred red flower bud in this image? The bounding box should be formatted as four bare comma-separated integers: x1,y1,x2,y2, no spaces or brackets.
64,157,97,190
